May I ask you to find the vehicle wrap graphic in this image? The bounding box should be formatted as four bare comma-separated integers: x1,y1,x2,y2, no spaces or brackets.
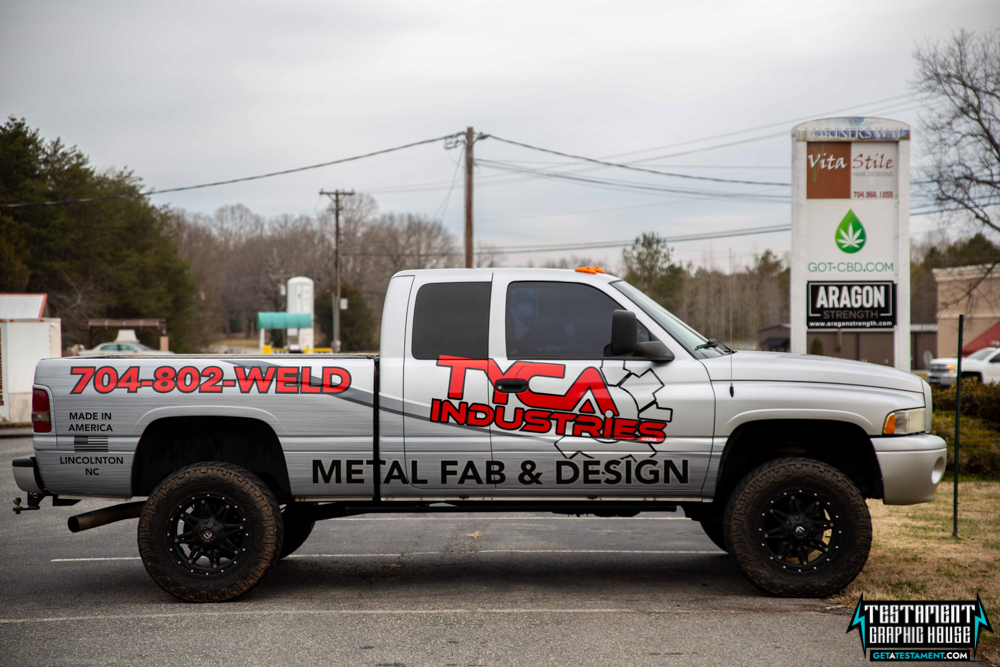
432,356,674,454
68,365,352,395
309,456,689,486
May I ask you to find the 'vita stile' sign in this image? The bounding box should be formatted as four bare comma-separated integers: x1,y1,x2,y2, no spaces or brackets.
790,118,911,370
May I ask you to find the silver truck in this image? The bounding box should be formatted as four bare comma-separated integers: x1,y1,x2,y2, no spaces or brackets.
13,268,946,602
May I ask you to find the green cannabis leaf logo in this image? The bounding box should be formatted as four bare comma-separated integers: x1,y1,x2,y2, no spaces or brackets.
835,210,866,254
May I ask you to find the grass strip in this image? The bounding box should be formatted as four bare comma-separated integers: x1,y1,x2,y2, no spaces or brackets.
831,481,1000,664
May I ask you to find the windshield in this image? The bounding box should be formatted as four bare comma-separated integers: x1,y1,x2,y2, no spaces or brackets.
612,280,725,357
969,348,997,360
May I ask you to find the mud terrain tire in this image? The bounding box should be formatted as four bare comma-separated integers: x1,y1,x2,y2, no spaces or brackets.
138,462,283,602
723,457,871,597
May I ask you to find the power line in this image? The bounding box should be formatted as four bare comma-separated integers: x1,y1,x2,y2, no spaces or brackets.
0,133,463,208
621,97,938,166
601,93,925,162
486,135,792,186
431,143,465,221
365,94,932,197
490,160,793,169
341,223,794,257
490,224,794,253
470,95,937,201
478,161,790,203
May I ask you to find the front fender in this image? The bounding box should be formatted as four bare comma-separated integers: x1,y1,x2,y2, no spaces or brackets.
723,407,874,434
714,381,925,438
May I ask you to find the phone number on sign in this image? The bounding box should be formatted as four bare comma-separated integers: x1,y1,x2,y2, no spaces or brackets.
68,365,352,395
853,190,895,199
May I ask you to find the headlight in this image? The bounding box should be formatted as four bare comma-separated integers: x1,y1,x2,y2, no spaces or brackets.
945,364,956,374
883,408,927,435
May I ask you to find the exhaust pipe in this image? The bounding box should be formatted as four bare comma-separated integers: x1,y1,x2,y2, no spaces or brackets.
68,501,145,533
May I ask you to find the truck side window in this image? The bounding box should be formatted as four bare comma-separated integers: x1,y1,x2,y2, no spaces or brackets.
412,282,491,360
506,281,649,359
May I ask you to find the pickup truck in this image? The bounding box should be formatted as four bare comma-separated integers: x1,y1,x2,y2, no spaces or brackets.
927,346,1000,386
13,268,947,602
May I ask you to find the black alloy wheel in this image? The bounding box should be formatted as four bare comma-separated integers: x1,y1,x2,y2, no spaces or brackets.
724,457,871,598
756,488,838,572
166,493,250,575
138,462,283,602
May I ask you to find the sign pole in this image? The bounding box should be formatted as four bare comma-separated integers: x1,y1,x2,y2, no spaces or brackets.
953,313,963,538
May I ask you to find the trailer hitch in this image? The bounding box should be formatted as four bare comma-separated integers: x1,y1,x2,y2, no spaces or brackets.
12,492,43,514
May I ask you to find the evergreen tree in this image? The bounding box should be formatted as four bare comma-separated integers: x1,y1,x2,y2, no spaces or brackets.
0,117,198,349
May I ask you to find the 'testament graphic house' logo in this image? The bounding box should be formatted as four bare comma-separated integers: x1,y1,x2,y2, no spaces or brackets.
836,209,866,254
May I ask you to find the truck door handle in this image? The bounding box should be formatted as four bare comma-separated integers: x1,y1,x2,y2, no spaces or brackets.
495,378,529,393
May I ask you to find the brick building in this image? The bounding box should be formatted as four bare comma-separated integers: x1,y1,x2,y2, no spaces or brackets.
933,264,1000,357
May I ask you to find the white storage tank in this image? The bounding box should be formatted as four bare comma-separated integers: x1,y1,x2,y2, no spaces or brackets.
285,277,315,352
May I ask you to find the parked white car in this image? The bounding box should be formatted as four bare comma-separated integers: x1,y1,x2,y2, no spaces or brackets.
927,347,1000,386
78,341,173,356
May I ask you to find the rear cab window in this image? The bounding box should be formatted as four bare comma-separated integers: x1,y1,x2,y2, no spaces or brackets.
411,282,491,359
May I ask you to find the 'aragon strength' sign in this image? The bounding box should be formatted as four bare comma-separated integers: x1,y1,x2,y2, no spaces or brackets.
807,281,895,329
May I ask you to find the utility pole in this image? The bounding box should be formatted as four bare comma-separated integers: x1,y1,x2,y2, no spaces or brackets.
319,189,354,353
464,126,474,268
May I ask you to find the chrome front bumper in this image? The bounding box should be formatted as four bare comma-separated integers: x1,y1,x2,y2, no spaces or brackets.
872,434,947,505
927,371,956,386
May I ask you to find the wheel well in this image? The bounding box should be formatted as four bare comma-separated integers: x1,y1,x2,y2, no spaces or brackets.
712,420,882,508
131,417,291,500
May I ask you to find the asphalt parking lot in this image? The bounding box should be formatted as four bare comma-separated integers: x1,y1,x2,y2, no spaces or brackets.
0,434,872,666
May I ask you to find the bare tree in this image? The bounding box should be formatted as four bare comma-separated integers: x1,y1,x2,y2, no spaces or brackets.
474,242,504,268
914,30,1000,317
169,198,464,349
916,29,1000,233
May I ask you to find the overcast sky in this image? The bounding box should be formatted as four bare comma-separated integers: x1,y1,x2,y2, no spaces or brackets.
2,0,996,269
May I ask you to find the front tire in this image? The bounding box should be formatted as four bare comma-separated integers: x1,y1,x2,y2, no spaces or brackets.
723,457,871,598
137,462,284,602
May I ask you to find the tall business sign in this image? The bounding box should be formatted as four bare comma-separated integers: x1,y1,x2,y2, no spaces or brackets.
791,118,911,369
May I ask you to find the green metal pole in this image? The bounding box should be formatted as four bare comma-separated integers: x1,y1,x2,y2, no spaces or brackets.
953,314,963,539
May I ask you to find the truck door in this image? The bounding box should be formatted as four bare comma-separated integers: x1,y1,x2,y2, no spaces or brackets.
484,277,714,498
400,274,496,495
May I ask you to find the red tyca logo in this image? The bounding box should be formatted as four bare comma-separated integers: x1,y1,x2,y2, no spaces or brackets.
431,356,673,453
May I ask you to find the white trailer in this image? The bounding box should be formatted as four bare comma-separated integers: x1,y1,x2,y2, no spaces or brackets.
0,294,61,423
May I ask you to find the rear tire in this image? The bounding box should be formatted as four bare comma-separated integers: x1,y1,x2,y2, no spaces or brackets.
279,506,316,558
137,462,283,602
723,457,871,598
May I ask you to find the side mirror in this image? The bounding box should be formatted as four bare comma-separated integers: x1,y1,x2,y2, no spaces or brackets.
611,310,637,356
